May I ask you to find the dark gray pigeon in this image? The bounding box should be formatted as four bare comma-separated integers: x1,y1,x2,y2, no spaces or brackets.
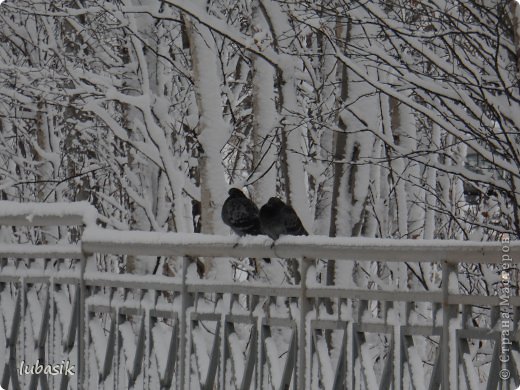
259,197,308,240
222,188,270,263
222,188,262,236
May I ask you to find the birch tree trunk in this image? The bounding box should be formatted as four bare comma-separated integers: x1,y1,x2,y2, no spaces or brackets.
186,4,230,277
312,13,338,237
261,0,310,227
251,4,278,205
326,24,347,287
424,124,441,240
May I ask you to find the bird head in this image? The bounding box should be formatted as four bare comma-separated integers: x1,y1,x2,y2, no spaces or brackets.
267,197,285,207
228,188,246,198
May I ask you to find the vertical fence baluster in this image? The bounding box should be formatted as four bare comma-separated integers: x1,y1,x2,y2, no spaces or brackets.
442,260,457,390
78,254,86,390
298,257,309,390
179,256,188,390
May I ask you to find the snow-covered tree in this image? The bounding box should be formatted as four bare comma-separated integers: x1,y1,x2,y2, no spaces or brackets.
0,0,517,275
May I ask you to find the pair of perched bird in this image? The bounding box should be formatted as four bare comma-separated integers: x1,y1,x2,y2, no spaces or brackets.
221,188,308,250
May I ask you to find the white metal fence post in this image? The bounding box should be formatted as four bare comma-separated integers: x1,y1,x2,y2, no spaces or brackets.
442,260,457,390
298,257,310,390
179,256,188,389
78,253,86,390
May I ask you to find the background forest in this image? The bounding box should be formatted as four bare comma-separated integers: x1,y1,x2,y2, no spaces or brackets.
0,0,519,283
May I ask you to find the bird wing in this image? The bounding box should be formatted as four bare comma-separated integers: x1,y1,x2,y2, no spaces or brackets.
231,201,257,225
228,200,261,235
283,206,308,236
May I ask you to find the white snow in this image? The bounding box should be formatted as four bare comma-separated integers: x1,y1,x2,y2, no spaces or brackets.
406,342,427,390
0,289,15,336
360,343,379,390
191,326,210,383
461,351,481,390
0,243,81,258
151,321,172,375
315,335,334,389
81,227,520,263
89,316,109,372
264,336,282,386
26,288,42,341
228,332,245,385
0,201,97,226
119,320,138,374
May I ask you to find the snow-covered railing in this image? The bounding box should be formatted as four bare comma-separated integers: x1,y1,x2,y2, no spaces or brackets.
82,226,517,262
0,202,519,389
0,201,97,227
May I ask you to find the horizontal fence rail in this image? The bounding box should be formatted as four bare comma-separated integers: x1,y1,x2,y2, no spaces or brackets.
0,202,519,390
82,228,519,263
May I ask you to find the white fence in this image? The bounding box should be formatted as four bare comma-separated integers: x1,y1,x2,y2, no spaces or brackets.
0,202,519,389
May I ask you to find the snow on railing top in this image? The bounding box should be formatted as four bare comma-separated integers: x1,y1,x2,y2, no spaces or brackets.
0,201,517,264
0,201,97,226
0,243,82,259
82,227,520,264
